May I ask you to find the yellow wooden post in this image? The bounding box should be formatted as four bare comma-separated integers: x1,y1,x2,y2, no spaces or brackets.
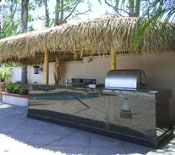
110,48,116,70
44,48,49,84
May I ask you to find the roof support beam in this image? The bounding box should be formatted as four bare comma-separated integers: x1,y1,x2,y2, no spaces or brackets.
44,48,49,84
110,48,116,70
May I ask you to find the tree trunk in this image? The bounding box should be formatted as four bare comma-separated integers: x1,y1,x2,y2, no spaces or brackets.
129,0,135,17
21,65,28,84
135,0,140,17
44,0,50,27
21,0,29,84
129,0,140,17
21,0,29,33
55,0,60,25
60,0,64,24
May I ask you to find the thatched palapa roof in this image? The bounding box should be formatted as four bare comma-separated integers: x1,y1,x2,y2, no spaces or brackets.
0,17,175,64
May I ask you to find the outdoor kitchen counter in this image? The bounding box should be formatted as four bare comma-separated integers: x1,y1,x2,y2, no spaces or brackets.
27,84,172,148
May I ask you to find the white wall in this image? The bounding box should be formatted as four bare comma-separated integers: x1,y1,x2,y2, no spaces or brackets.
27,66,45,84
9,67,22,83
9,53,175,123
10,66,45,84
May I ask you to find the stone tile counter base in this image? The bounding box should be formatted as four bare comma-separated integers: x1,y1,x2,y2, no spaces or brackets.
27,85,173,148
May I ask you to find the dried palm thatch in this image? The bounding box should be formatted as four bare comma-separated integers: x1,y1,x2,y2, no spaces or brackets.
0,17,175,64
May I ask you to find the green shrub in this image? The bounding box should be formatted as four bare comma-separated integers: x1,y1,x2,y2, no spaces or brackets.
6,81,28,95
18,87,28,95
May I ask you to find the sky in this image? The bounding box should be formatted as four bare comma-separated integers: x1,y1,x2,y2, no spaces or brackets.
32,0,113,30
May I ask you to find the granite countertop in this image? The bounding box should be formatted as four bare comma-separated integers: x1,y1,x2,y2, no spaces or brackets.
28,84,162,94
29,83,103,90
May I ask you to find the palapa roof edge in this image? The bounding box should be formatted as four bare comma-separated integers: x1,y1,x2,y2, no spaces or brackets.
0,17,175,64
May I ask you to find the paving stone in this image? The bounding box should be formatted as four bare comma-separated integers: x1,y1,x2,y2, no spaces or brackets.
7,133,34,144
122,141,153,154
90,133,124,149
88,146,125,155
24,118,48,126
0,103,175,155
61,126,83,135
27,134,62,148
11,125,41,134
39,141,58,151
35,124,66,135
57,131,91,147
54,145,89,155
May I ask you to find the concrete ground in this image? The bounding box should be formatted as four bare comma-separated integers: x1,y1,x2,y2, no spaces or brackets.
0,103,175,155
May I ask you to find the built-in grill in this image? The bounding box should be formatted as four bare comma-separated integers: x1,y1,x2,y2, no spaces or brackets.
105,69,147,90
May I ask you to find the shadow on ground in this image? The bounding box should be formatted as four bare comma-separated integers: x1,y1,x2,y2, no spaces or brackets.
0,103,174,155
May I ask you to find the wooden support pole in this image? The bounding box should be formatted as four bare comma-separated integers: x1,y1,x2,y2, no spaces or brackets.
44,48,49,85
110,48,116,70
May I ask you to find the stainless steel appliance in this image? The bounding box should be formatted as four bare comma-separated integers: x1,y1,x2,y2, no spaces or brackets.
105,69,147,89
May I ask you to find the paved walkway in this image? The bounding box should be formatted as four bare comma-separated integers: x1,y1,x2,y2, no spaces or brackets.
0,103,175,155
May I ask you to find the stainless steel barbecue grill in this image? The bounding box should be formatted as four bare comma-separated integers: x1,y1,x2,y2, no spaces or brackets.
105,69,147,89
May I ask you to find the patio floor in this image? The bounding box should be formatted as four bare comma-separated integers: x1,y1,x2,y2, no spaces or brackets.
0,102,175,155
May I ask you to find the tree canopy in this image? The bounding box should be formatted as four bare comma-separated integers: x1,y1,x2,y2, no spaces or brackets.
0,0,91,39
99,0,175,49
0,0,20,39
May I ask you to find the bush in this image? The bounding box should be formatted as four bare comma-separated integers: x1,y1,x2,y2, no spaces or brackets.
6,81,28,95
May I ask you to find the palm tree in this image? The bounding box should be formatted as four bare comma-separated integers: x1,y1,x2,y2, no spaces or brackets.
0,67,12,82
21,0,29,84
143,0,175,21
133,0,175,48
102,0,175,49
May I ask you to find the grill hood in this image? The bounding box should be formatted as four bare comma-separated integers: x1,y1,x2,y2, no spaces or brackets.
105,70,147,90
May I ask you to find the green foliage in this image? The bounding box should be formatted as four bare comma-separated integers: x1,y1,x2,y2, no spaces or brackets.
0,0,92,38
4,62,20,67
102,0,141,17
98,0,102,5
19,87,28,95
0,0,43,39
102,0,175,50
0,67,12,82
52,0,91,26
6,81,22,94
0,0,21,39
132,0,175,50
142,0,174,20
6,81,28,95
